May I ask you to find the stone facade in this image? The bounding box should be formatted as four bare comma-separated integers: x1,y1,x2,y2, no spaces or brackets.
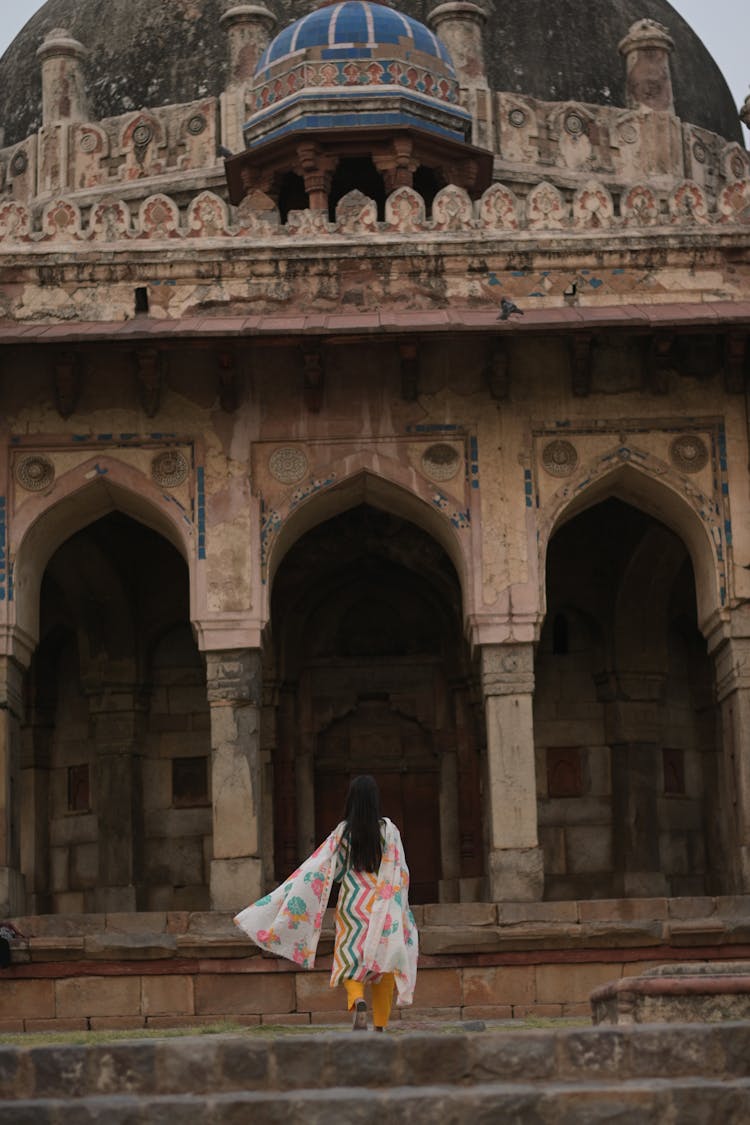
0,0,748,939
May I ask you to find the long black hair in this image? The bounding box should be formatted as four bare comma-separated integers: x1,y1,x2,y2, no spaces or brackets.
343,775,382,873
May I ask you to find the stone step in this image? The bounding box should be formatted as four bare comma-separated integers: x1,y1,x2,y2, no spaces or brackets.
2,1079,750,1125
2,1022,750,1101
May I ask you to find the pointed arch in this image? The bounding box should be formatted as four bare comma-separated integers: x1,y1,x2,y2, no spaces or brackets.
12,457,194,646
263,458,473,625
539,458,724,635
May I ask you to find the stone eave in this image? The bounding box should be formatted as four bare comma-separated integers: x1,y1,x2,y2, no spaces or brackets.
0,302,747,348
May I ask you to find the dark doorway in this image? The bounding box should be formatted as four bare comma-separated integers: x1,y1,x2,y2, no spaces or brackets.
269,503,483,903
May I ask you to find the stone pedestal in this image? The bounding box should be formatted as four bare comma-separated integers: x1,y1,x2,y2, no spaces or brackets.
618,19,675,113
207,649,264,911
20,706,53,914
480,643,544,901
0,657,25,915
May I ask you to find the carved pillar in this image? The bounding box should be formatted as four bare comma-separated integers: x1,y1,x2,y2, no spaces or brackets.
37,27,89,125
711,634,750,891
618,20,681,177
480,643,544,901
36,28,89,196
90,689,147,912
0,657,26,915
429,2,491,147
220,5,277,154
207,649,264,909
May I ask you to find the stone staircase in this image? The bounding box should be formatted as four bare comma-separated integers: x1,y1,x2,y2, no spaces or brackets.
2,1020,750,1123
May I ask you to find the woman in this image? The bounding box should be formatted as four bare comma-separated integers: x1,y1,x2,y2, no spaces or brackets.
234,775,418,1031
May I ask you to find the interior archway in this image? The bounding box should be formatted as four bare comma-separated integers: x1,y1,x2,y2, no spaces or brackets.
20,511,209,914
535,497,723,900
267,504,483,904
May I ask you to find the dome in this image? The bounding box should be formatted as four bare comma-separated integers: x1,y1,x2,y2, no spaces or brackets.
256,2,455,82
0,0,742,149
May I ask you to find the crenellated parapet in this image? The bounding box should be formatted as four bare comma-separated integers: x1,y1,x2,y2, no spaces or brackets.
0,175,749,251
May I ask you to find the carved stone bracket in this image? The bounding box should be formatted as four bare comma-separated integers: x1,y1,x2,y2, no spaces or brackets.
569,333,592,397
399,342,419,402
302,345,325,412
296,142,335,211
134,348,164,417
725,333,748,394
648,333,675,395
218,350,239,413
53,352,82,419
485,339,510,400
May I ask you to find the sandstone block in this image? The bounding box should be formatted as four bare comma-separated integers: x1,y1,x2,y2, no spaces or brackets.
536,962,621,1004
55,976,142,1018
463,965,535,1007
295,972,341,1012
142,975,194,1017
0,980,55,1020
194,972,294,1015
470,1030,556,1081
578,898,668,922
412,968,462,1008
423,902,496,926
105,913,168,934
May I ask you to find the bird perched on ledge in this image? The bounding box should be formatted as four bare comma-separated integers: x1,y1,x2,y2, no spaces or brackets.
498,297,524,320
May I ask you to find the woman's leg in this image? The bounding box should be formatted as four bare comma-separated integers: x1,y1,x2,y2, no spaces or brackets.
343,979,368,1030
371,974,395,1030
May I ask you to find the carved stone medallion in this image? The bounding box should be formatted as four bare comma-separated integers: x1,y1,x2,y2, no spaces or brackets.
10,150,28,176
151,450,189,488
669,435,708,474
508,108,527,128
542,439,579,477
16,454,55,492
422,443,461,482
187,114,207,136
133,124,153,148
269,447,308,485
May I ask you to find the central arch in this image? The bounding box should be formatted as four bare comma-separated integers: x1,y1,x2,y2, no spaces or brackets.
266,502,484,904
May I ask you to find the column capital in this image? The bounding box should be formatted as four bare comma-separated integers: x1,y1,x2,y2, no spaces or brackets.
206,648,262,705
480,642,534,697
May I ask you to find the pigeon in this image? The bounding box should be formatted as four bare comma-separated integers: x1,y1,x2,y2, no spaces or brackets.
218,145,234,160
497,297,524,320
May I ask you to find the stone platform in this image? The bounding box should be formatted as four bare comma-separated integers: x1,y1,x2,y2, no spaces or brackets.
3,1021,750,1123
592,960,750,1025
2,896,750,1033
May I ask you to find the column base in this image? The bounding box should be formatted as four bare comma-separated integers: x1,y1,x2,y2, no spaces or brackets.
211,856,263,911
488,846,544,902
0,866,25,915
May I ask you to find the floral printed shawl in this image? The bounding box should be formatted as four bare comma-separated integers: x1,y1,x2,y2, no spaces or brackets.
233,818,419,1006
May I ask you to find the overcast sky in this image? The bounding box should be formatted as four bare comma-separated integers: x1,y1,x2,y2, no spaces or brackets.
0,1,747,141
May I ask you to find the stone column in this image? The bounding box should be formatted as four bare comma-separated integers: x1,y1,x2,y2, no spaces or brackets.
603,673,669,897
618,19,675,113
207,649,264,910
20,704,54,914
220,5,277,155
711,635,750,891
0,657,26,915
480,643,544,901
90,689,147,912
429,2,492,148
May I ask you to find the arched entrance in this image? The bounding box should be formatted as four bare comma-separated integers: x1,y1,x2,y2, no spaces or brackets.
268,504,483,903
535,497,723,899
21,511,210,914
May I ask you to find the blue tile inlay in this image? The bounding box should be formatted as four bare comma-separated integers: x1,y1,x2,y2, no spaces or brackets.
197,468,207,560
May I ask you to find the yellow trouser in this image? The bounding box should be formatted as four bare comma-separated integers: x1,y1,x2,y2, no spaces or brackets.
343,974,395,1029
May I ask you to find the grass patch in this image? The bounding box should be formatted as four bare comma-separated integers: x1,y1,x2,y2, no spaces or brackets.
0,1016,590,1049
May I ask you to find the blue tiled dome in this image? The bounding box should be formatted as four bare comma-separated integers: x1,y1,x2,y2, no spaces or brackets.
257,2,455,81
